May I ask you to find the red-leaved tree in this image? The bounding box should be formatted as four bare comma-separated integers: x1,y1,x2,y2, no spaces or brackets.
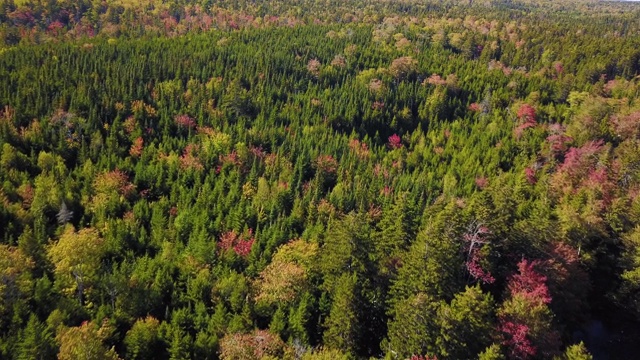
410,355,438,360
218,229,255,258
499,259,560,359
388,134,403,149
463,222,495,284
517,104,536,122
515,104,538,138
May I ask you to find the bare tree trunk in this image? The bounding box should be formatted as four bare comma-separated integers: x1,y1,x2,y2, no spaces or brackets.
73,268,84,306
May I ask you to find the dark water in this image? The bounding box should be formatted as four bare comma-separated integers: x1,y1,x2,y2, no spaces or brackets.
576,315,640,359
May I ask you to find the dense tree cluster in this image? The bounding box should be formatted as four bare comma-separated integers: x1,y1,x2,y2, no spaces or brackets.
2,0,640,359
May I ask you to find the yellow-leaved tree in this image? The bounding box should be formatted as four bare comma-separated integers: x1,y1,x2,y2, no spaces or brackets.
57,320,120,360
254,239,318,308
48,225,107,305
0,245,33,327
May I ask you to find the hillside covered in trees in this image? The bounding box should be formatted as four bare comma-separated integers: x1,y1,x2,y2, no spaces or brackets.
2,0,640,359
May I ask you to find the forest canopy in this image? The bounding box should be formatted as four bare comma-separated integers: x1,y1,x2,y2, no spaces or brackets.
2,0,640,359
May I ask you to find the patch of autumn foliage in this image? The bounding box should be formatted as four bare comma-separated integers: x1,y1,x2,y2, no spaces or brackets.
348,139,370,159
219,330,288,360
180,144,203,171
499,259,560,359
515,104,538,138
387,134,403,149
389,56,417,80
315,154,338,175
254,239,318,307
174,114,197,130
218,229,255,258
129,137,143,158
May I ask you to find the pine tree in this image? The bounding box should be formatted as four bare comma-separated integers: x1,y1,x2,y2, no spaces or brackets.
322,272,358,354
16,314,56,360
385,292,439,359
436,285,495,359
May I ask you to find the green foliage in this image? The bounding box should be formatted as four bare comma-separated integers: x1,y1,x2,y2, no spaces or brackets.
322,272,358,354
560,342,593,360
16,315,56,360
125,316,163,360
478,344,505,360
1,0,640,358
385,292,439,358
436,286,495,359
